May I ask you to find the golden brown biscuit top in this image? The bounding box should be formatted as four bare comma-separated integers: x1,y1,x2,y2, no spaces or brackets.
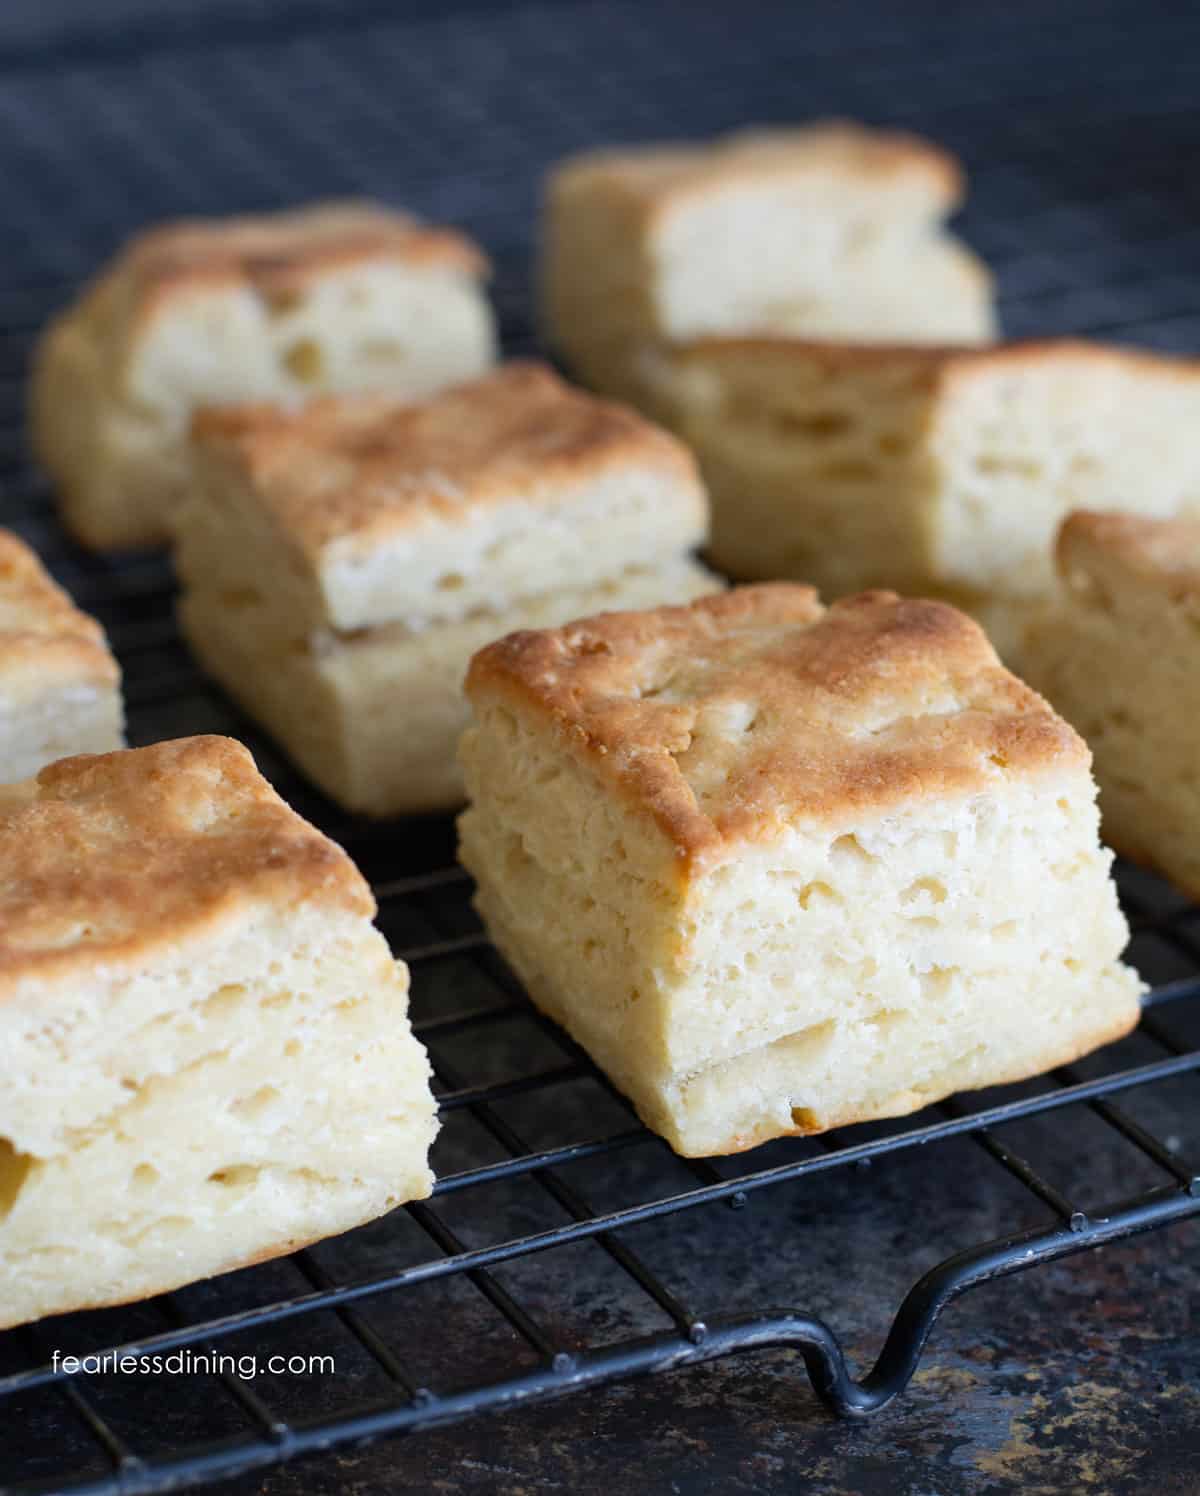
192,361,701,560
550,121,964,219
466,584,1087,876
0,528,119,688
98,199,487,329
1057,510,1200,602
0,736,373,985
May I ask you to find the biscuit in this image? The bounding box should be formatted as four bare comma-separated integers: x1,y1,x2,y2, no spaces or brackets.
175,364,722,814
0,736,437,1329
541,122,995,402
31,201,496,549
653,337,1200,658
1025,511,1200,899
0,528,123,780
458,585,1141,1156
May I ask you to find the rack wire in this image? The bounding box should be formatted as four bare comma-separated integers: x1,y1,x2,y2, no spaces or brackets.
2,1,1200,1491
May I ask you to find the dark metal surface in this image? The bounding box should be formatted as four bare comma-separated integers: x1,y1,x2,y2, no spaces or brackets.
1,2,1199,1492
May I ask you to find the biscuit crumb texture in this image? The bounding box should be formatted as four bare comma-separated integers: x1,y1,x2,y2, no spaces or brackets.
459,586,1141,1155
0,737,436,1328
31,202,496,549
1025,511,1200,901
0,528,124,780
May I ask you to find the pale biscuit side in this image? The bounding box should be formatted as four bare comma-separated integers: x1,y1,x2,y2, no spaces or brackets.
462,731,1138,1154
1025,511,1200,900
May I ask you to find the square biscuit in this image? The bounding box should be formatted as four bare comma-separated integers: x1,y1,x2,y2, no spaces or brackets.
31,200,497,550
458,584,1140,1156
541,122,995,401
0,528,124,781
1025,511,1200,900
181,361,711,633
654,337,1200,657
175,363,721,814
0,736,437,1329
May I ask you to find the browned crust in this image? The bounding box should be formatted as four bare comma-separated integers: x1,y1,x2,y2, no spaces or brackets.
1056,509,1200,601
0,736,373,987
548,120,965,219
0,529,120,689
669,334,1200,386
191,361,702,560
125,200,487,318
465,583,1088,879
67,200,487,344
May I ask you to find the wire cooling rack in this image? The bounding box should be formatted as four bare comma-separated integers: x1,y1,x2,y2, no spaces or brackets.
2,2,1200,1491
